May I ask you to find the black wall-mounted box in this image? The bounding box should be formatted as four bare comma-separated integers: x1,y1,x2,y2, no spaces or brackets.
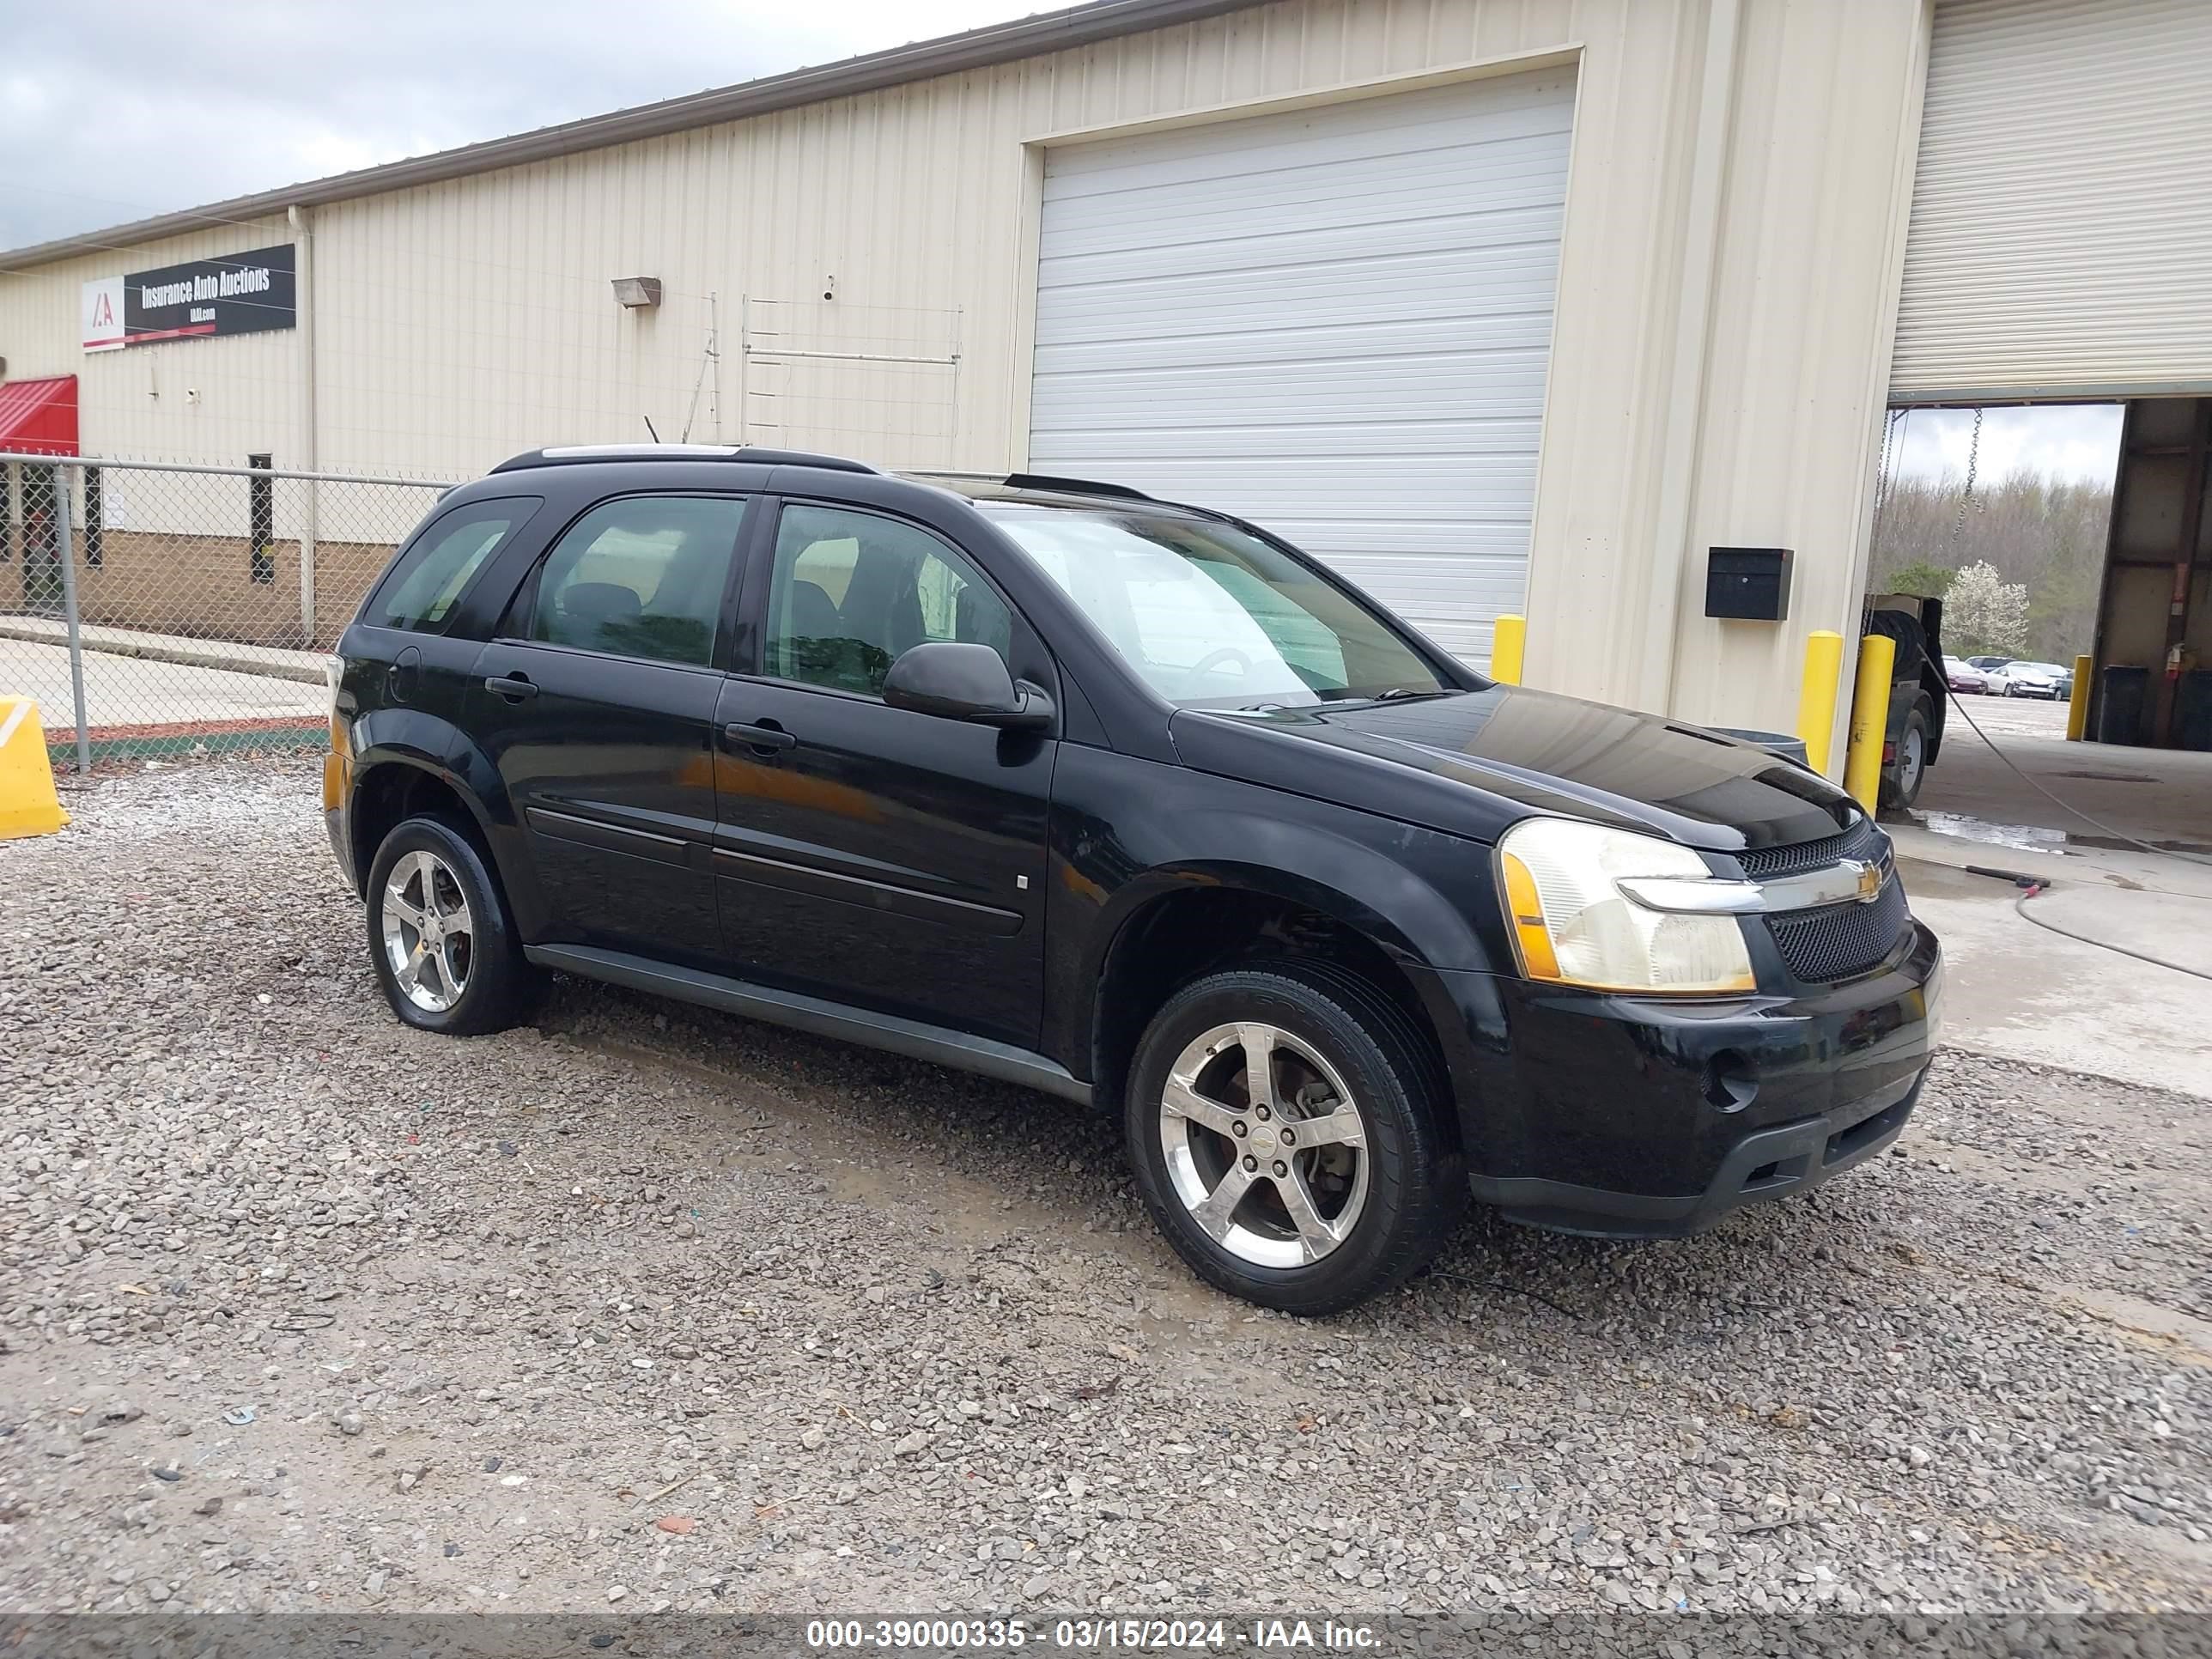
1705,546,1793,621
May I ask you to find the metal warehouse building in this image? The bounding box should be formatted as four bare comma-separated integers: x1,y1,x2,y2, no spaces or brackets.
3,0,2210,756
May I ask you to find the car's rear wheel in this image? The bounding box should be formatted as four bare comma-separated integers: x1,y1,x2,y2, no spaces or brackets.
1124,965,1464,1316
366,816,532,1036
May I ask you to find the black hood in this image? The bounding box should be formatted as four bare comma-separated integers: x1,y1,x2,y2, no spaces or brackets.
1168,684,1862,853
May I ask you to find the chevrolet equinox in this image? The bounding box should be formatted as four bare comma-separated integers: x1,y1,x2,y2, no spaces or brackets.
325,445,1942,1313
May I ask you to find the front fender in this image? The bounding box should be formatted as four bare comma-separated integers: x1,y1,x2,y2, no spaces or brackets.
1042,745,1510,1089
1082,832,1495,985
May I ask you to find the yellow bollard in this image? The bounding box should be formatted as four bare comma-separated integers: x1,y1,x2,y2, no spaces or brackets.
1796,629,1845,776
1490,613,1527,686
1844,634,1896,813
0,696,70,839
2065,653,2093,741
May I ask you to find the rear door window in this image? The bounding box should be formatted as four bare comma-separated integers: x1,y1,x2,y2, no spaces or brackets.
368,498,538,633
530,495,747,667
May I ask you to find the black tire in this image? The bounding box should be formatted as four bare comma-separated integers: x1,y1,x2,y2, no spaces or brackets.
364,815,533,1036
1123,963,1466,1316
1881,696,1933,813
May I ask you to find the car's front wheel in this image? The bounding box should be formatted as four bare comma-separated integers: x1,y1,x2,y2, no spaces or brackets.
365,816,533,1036
1124,965,1465,1316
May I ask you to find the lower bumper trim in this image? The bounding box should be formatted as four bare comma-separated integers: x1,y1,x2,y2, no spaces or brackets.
1471,1066,1926,1240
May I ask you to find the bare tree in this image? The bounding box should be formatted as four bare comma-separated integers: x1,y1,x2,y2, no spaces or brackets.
1869,470,2112,659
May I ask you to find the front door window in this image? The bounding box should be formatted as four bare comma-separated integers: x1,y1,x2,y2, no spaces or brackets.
763,503,1012,696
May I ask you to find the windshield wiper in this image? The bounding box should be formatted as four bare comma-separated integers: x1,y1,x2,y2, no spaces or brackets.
1370,687,1454,702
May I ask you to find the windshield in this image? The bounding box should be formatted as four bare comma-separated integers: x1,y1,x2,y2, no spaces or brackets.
981,504,1451,709
2015,662,2063,675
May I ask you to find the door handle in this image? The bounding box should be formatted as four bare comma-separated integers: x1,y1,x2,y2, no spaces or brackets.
484,674,538,702
724,720,797,754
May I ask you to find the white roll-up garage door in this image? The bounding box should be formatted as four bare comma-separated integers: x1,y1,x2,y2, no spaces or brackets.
1892,0,2212,403
1028,71,1575,665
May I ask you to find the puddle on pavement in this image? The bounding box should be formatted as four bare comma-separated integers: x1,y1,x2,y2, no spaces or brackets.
1911,809,2212,860
1914,810,2074,854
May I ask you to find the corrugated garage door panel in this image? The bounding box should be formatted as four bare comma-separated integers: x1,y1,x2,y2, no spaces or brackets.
1892,0,2212,402
1029,72,1574,665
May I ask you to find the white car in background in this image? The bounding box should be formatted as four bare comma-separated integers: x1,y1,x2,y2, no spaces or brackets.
1991,660,2070,700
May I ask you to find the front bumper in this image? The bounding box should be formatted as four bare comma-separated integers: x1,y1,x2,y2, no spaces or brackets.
1439,920,1941,1238
1471,1064,1925,1238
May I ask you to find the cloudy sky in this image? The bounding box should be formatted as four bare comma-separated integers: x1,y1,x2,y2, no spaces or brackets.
1887,404,2124,487
0,0,1038,252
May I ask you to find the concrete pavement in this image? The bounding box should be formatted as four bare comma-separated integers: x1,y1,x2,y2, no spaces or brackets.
0,616,330,684
1895,690,2212,896
1901,857,2212,1097
0,637,325,734
1892,686,2212,1098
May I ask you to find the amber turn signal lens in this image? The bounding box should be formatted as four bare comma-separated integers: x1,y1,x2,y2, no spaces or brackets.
1501,849,1561,981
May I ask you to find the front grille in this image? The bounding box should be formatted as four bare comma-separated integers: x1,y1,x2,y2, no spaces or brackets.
1766,878,1910,983
1736,817,1885,879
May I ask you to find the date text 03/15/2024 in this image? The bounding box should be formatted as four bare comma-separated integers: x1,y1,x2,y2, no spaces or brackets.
802,1618,1383,1650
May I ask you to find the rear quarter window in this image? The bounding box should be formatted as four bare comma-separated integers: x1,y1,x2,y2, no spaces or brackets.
368,497,541,633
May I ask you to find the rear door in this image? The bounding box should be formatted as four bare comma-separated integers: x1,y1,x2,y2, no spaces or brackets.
465,492,749,966
711,499,1054,1047
352,495,542,731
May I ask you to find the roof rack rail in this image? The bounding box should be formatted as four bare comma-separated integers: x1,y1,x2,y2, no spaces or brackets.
740,447,883,474
489,443,881,476
1001,471,1152,501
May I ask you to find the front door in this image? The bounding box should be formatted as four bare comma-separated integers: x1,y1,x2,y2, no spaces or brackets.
713,500,1053,1048
466,492,749,966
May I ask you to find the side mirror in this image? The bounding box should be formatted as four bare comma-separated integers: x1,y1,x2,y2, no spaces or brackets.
883,641,1054,731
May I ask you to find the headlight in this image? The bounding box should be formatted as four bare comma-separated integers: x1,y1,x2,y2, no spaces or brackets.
1497,818,1756,994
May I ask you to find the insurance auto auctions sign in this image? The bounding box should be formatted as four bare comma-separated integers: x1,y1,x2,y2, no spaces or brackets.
82,244,295,351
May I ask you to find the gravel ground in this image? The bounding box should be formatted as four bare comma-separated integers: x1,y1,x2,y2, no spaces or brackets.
2,759,2208,1617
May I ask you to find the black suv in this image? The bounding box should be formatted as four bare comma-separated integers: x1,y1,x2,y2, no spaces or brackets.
325,445,1942,1313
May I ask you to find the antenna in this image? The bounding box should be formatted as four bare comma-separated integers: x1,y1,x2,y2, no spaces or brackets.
642,415,661,443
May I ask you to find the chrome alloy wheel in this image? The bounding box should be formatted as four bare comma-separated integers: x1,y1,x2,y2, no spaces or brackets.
1158,1021,1371,1268
380,848,475,1013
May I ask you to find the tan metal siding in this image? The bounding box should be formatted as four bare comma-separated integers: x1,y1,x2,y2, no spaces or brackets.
1892,0,2212,401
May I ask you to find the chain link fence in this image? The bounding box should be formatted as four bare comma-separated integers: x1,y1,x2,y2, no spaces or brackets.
0,454,451,769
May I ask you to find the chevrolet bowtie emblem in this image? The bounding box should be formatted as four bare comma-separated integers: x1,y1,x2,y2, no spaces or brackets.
1850,860,1883,902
